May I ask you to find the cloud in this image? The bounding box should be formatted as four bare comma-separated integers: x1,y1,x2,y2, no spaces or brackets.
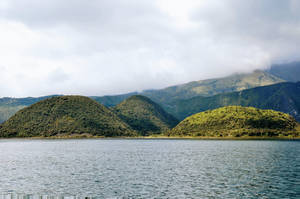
0,0,299,97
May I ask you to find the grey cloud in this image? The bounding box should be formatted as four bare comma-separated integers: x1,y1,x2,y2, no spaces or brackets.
0,0,299,97
1,0,167,37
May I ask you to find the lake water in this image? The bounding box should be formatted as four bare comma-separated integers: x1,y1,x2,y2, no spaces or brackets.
0,139,299,198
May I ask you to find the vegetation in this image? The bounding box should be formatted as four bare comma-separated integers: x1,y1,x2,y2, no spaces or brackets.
0,96,136,138
0,105,26,123
91,92,137,107
142,70,283,105
0,95,60,123
0,63,299,125
88,70,284,108
170,82,300,121
113,95,179,136
169,106,299,137
0,70,288,123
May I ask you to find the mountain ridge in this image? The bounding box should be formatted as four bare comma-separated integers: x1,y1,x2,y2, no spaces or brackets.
0,61,299,123
170,82,300,121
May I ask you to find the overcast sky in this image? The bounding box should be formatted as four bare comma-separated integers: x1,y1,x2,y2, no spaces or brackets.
0,0,300,97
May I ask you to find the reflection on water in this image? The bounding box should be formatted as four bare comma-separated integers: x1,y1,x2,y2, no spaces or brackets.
0,139,299,198
0,193,93,199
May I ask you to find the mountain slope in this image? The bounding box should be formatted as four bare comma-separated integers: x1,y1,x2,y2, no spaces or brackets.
0,96,136,137
267,61,300,82
170,106,298,137
92,70,284,108
171,82,300,121
113,95,179,135
142,70,284,105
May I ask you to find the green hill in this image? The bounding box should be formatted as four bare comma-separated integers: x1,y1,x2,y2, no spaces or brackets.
113,95,179,136
170,82,300,121
169,106,299,138
0,96,136,138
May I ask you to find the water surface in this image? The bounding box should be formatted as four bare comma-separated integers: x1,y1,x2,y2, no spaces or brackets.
0,139,299,198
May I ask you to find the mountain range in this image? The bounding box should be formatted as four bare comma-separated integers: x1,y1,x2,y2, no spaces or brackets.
0,61,300,124
170,82,300,121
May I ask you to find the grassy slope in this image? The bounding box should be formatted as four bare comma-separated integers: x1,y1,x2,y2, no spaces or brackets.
171,82,300,121
90,70,284,107
113,95,179,135
142,70,284,105
170,106,299,137
0,96,136,137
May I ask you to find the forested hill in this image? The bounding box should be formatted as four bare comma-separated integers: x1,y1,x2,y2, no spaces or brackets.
113,95,178,135
169,106,299,138
0,96,136,137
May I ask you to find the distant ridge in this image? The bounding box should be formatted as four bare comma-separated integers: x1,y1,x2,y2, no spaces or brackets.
141,70,284,105
0,96,136,137
94,70,284,107
113,95,179,135
267,61,300,82
91,92,138,107
0,95,61,123
170,82,300,121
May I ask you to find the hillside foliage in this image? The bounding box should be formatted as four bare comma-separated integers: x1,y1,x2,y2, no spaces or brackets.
0,96,136,137
113,95,178,135
170,106,298,137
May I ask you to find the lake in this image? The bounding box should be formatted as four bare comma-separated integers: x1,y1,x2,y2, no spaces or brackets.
0,139,299,198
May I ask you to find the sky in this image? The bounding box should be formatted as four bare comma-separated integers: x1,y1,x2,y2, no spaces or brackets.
0,0,300,97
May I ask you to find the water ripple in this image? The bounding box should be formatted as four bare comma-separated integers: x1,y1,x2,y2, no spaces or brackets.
0,139,299,198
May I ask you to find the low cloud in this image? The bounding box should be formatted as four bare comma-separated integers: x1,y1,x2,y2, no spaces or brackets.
0,0,299,97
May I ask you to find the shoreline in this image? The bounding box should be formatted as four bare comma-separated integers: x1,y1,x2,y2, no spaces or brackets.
1,135,300,140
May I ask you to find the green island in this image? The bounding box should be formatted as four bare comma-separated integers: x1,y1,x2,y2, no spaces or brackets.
169,106,300,138
0,96,299,139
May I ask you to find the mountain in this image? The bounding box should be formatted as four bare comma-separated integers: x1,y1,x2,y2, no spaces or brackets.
113,95,179,136
169,106,299,137
170,82,300,121
267,61,300,82
0,68,289,123
141,70,284,105
92,70,283,108
0,96,136,138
